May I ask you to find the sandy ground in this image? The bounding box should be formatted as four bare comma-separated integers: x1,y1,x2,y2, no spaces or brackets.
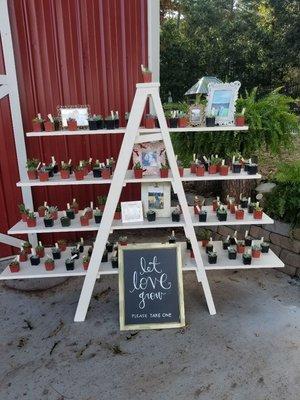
0,256,299,400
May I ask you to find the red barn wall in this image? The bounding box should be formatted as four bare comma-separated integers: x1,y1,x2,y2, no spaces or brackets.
0,0,148,257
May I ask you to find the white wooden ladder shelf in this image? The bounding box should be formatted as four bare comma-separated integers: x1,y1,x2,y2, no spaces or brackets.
74,82,216,321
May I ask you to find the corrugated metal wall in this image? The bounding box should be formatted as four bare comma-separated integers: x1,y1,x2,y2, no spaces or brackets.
0,0,148,257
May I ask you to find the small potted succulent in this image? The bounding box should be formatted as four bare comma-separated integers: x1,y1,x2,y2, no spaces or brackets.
199,209,207,222
38,204,47,217
32,114,44,132
44,257,55,271
44,163,54,177
133,161,143,178
235,207,245,220
114,204,121,220
219,160,229,176
66,204,75,219
141,64,152,82
244,231,252,247
101,161,111,179
71,198,79,214
74,164,85,180
102,250,108,262
38,166,49,182
111,252,118,269
82,255,90,270
35,242,45,258
168,230,176,243
53,116,60,131
231,154,242,173
171,206,181,222
57,239,67,252
80,213,89,226
44,114,55,132
65,257,75,271
26,212,37,228
18,203,29,222
196,162,205,177
88,115,103,130
260,241,270,253
97,195,107,211
9,259,20,273
194,196,202,214
71,246,80,259
176,158,184,177
67,117,77,131
104,115,115,130
252,244,261,258
178,111,189,128
206,240,213,254
190,154,197,174
119,236,128,246
51,245,61,260
167,110,179,128
213,197,221,212
205,112,215,127
114,111,120,128
106,241,114,252
216,206,227,222
186,238,192,250
19,249,28,262
94,208,103,223
240,195,248,209
236,240,245,254
43,212,54,228
247,158,258,175
253,202,263,220
26,158,40,180
229,231,238,245
222,236,230,250
145,114,156,129
242,252,252,265
228,246,237,260
84,203,93,219
60,214,71,227
48,205,58,220
248,201,255,214
160,162,169,178
199,228,210,247
146,209,156,222
22,241,32,254
208,156,219,174
235,108,246,126
30,253,40,266
60,162,71,179
92,160,102,178
208,251,217,264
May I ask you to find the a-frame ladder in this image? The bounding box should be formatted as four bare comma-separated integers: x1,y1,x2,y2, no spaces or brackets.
74,82,216,322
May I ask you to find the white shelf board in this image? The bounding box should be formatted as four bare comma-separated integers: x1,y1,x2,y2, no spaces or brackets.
0,240,284,281
26,125,249,138
16,169,260,187
7,206,273,235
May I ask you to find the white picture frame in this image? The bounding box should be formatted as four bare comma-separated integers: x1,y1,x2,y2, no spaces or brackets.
141,182,171,218
205,81,241,126
189,104,205,126
121,201,144,223
58,105,90,129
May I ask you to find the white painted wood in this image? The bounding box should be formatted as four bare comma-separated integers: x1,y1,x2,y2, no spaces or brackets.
147,0,160,83
0,84,9,99
0,233,23,248
0,0,36,246
182,169,261,181
0,74,8,84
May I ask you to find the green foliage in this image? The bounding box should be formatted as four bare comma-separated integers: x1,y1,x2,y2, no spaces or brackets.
264,161,300,226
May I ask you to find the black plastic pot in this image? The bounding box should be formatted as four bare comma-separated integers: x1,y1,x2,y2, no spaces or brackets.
147,212,156,222
240,199,248,208
247,164,258,175
168,118,178,128
88,247,93,256
45,166,54,177
228,249,237,260
93,168,102,178
30,255,40,266
114,119,120,129
186,239,192,250
217,212,227,221
199,211,207,222
106,242,114,252
44,218,54,227
102,251,108,262
60,216,71,227
222,240,230,250
154,117,160,128
94,214,102,223
52,249,61,260
242,255,252,265
208,253,217,264
206,117,215,127
244,163,249,172
245,236,253,246
171,213,180,222
248,204,254,214
97,120,104,129
206,244,213,254
71,249,80,259
66,209,75,219
111,258,118,268
53,164,59,174
88,120,98,130
169,237,176,244
105,120,115,130
78,244,84,253
232,163,242,173
229,236,237,245
65,259,75,271
261,243,270,253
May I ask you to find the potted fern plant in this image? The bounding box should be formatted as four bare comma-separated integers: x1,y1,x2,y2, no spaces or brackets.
9,259,20,273
74,164,85,180
32,114,44,132
18,204,29,222
35,242,45,258
60,162,70,179
82,255,90,270
44,257,55,271
26,158,40,180
26,212,36,228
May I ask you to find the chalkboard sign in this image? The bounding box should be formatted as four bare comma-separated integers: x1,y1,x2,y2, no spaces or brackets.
119,243,185,330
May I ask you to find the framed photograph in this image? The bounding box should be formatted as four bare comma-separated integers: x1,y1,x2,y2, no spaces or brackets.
141,182,171,218
132,142,166,176
188,104,205,126
58,105,90,129
205,81,241,125
121,201,144,223
119,243,185,331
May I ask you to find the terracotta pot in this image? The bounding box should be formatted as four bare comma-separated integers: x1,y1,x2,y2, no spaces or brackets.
196,165,205,176
142,72,152,82
120,241,128,246
230,203,236,214
80,215,89,226
23,245,32,255
235,116,245,126
27,170,37,180
45,262,55,271
38,171,49,181
67,120,77,131
32,121,43,132
19,251,28,262
134,169,143,179
178,167,184,177
190,163,197,174
101,169,111,179
212,200,219,212
50,210,58,220
60,169,70,179
252,249,261,258
9,264,20,273
178,117,188,128
254,209,263,219
83,166,89,176
235,209,245,220
27,218,36,228
83,261,89,271
85,209,93,219
58,242,67,252
208,165,217,174
74,170,84,180
21,213,28,222
38,208,46,217
237,244,245,254
160,169,169,178
36,248,45,258
145,118,155,129
114,211,121,220
219,165,229,176
202,239,209,247
44,121,54,132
